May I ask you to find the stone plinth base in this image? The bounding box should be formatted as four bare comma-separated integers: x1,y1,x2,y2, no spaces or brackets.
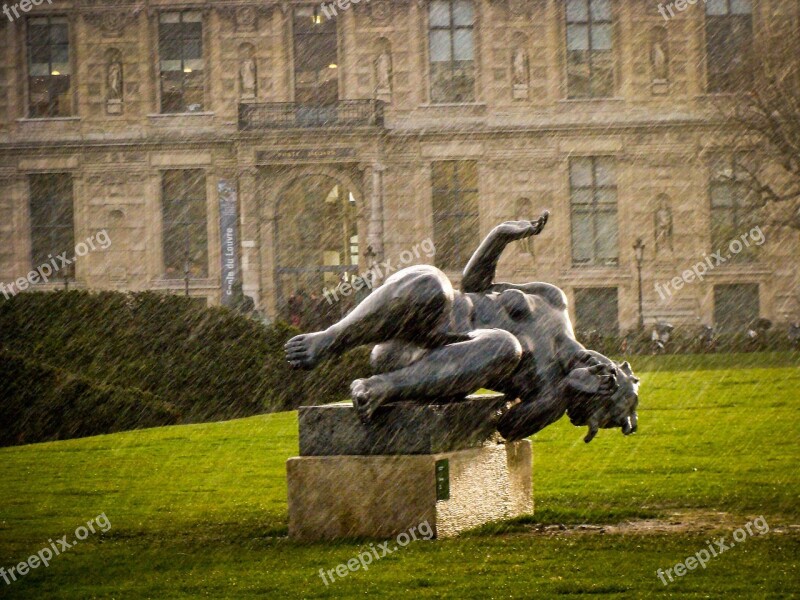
287,440,532,541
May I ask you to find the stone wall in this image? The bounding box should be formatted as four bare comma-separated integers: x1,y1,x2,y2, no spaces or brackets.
0,0,796,327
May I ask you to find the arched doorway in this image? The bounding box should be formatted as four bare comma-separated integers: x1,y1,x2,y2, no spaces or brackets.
275,174,361,328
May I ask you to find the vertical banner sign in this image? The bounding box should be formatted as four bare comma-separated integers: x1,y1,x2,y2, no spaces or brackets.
218,180,239,307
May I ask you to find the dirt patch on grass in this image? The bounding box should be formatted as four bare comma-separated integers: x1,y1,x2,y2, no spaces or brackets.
527,510,797,537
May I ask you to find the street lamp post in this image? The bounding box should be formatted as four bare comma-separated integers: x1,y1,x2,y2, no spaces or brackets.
633,237,645,330
184,245,191,298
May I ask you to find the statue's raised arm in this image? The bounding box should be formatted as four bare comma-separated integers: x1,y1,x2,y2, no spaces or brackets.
461,211,549,293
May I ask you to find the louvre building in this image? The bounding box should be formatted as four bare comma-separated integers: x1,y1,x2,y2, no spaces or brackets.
0,0,797,334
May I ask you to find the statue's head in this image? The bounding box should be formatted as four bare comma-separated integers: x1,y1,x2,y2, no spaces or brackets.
567,357,640,443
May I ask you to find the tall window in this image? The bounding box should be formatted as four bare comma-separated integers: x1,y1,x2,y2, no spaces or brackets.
432,161,478,270
293,7,338,106
159,11,204,113
27,16,71,117
714,283,759,333
705,0,753,93
570,157,618,266
566,0,613,98
709,154,757,260
161,171,208,279
29,174,74,279
574,287,619,336
429,0,475,103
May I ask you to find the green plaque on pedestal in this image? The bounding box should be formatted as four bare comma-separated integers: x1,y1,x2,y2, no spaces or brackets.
435,459,450,500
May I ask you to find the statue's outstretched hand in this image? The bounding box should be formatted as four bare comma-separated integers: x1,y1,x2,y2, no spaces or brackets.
494,211,549,242
566,364,618,396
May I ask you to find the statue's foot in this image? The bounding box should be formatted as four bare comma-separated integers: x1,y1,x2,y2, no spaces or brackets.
284,331,336,369
351,377,393,424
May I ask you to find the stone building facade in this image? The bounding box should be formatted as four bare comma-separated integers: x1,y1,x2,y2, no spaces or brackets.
0,0,797,334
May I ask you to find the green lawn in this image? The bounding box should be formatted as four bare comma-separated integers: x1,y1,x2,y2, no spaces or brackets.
1,353,798,598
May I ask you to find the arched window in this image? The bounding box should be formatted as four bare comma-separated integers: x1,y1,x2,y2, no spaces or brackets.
275,175,360,328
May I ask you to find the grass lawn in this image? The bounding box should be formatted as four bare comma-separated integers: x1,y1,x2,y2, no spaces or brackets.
0,353,798,598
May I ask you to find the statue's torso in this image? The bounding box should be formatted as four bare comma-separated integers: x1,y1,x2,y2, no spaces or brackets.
458,290,580,400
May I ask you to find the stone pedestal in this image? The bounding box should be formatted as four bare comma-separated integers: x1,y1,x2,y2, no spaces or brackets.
651,79,670,95
106,99,123,115
286,395,533,541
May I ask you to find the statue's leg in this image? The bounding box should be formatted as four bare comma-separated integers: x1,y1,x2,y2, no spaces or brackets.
351,329,522,423
285,265,454,369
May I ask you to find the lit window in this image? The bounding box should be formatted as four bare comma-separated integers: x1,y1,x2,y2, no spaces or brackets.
293,7,338,106
159,11,204,113
27,16,71,117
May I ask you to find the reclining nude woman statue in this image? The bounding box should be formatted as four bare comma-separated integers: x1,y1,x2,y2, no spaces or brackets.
286,211,640,443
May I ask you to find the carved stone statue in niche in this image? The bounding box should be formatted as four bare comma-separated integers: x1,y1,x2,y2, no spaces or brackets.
376,50,392,97
512,46,529,100
651,41,668,81
650,27,669,95
654,195,673,253
106,50,123,114
107,60,122,100
240,56,257,99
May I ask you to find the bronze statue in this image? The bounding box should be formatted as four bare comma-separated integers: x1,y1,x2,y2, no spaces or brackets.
286,212,639,443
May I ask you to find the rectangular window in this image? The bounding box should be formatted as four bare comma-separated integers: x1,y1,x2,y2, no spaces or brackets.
161,170,208,279
29,174,74,279
709,154,757,260
432,161,479,270
159,11,204,113
714,283,759,333
705,0,753,93
574,287,619,336
429,0,475,103
566,0,614,98
570,157,618,266
293,6,338,106
27,16,71,117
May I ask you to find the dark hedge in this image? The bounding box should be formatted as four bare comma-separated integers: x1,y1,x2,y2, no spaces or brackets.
0,351,181,447
0,291,371,445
